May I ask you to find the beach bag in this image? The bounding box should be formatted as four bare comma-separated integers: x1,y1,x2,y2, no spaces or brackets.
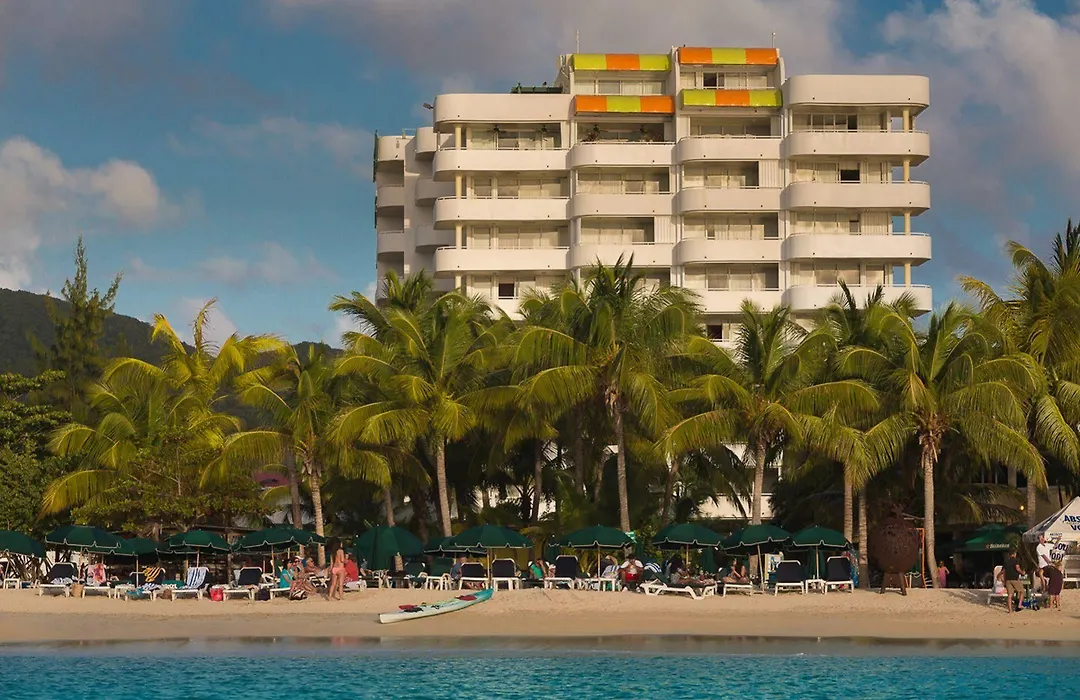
209,586,224,602
290,589,307,601
70,583,84,598
255,587,270,601
160,588,174,600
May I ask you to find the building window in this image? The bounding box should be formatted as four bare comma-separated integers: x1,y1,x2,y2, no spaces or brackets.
693,264,778,291
577,170,667,195
579,219,654,245
497,281,517,299
684,163,759,188
839,162,860,183
684,215,777,240
576,78,664,96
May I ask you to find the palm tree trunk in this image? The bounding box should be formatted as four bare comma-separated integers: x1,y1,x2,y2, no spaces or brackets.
594,450,604,504
384,487,403,572
857,488,869,590
843,463,854,543
1026,480,1038,526
661,454,677,524
435,438,452,537
751,440,767,525
285,449,302,529
613,405,630,533
531,441,543,524
412,489,431,543
922,444,938,588
574,431,586,495
309,465,326,567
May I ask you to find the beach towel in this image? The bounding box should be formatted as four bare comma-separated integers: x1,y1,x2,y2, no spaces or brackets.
184,566,208,589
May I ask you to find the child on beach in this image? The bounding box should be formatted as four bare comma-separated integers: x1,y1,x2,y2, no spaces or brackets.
936,561,949,589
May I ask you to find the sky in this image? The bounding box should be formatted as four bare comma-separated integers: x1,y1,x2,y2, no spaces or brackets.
2,0,1080,346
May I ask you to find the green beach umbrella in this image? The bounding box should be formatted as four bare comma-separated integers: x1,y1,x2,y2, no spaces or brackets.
423,535,485,557
957,523,1024,553
722,524,791,590
559,525,633,578
45,525,124,553
0,530,45,558
652,523,723,572
166,530,231,554
447,525,532,550
232,526,325,552
109,537,162,576
356,526,423,571
791,526,849,579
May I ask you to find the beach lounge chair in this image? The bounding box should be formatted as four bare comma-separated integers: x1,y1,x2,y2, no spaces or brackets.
491,559,520,590
986,565,1008,606
1063,555,1080,589
544,555,581,590
823,556,855,594
171,566,208,600
124,566,166,600
223,567,262,600
773,560,807,595
641,572,715,600
457,562,488,589
37,563,78,597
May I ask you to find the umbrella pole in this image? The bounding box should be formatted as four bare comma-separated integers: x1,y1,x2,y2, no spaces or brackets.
758,544,763,592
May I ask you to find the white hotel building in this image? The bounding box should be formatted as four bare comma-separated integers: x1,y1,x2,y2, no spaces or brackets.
374,46,931,347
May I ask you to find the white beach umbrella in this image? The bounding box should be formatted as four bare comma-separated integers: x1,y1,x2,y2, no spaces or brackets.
1023,497,1080,545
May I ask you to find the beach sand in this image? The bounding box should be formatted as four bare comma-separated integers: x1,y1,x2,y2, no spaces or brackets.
1,587,1078,646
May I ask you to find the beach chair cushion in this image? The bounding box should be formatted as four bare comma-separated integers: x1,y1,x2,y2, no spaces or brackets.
824,557,854,592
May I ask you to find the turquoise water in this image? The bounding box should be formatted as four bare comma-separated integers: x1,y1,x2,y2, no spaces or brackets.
1,638,1075,699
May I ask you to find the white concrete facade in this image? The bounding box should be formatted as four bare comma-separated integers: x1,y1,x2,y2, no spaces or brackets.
374,47,932,347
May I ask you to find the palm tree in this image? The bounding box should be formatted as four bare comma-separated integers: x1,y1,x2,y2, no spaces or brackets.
961,222,1080,524
42,301,278,523
332,291,508,537
839,303,1044,586
512,257,698,532
663,301,878,525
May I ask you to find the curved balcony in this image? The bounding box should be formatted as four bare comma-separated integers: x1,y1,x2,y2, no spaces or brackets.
676,136,781,163
434,246,570,275
415,127,438,159
785,284,932,314
782,181,930,212
416,176,453,205
433,148,569,180
376,230,405,260
784,75,930,111
375,184,405,212
783,131,930,164
783,233,931,262
676,187,781,213
375,135,408,166
414,226,454,252
569,142,674,168
674,238,781,265
490,297,522,319
569,242,672,269
433,93,572,129
688,289,784,313
570,193,674,218
433,197,570,228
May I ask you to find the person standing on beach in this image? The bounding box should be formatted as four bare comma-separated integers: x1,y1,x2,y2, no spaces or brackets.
1036,535,1053,592
1003,546,1025,613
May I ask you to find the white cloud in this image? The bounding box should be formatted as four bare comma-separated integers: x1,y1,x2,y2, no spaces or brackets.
176,297,238,348
188,116,373,177
0,136,166,290
198,242,337,288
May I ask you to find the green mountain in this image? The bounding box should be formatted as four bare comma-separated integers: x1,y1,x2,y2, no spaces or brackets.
0,288,170,375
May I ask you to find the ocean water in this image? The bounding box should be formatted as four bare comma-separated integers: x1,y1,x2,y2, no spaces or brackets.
0,637,1075,699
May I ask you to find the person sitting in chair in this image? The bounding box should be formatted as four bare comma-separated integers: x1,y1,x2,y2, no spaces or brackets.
723,559,750,585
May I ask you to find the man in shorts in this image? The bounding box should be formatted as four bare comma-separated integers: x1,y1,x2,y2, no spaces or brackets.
1004,545,1026,613
1036,534,1053,593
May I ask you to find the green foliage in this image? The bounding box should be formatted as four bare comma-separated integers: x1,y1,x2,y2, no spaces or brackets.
0,372,70,535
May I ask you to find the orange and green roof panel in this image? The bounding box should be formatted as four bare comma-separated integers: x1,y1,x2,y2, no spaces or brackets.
574,95,675,114
678,48,779,66
681,89,782,108
571,54,671,72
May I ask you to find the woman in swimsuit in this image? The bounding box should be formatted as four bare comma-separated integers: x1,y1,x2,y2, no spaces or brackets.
329,547,347,600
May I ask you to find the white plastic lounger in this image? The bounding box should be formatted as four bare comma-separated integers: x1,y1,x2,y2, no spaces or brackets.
986,566,1008,606
457,562,488,590
37,563,78,597
1062,556,1080,589
223,567,262,600
773,560,807,596
823,556,855,593
80,584,113,598
543,555,581,590
642,576,715,600
721,582,754,596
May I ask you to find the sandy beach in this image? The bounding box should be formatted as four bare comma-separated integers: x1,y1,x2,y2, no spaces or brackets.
0,587,1077,646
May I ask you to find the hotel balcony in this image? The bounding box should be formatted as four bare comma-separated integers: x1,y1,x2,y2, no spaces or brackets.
433,148,569,180
374,184,406,213
784,75,930,112
782,233,931,262
570,242,673,269
415,176,454,205
784,284,932,314
433,247,570,275
568,142,675,168
782,130,930,164
376,230,405,260
687,288,784,314
569,193,674,218
674,238,781,265
782,182,930,213
676,136,781,163
676,187,781,213
413,226,455,252
433,197,571,227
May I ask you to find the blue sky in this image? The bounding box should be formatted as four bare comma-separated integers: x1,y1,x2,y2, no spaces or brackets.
1,0,1079,344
